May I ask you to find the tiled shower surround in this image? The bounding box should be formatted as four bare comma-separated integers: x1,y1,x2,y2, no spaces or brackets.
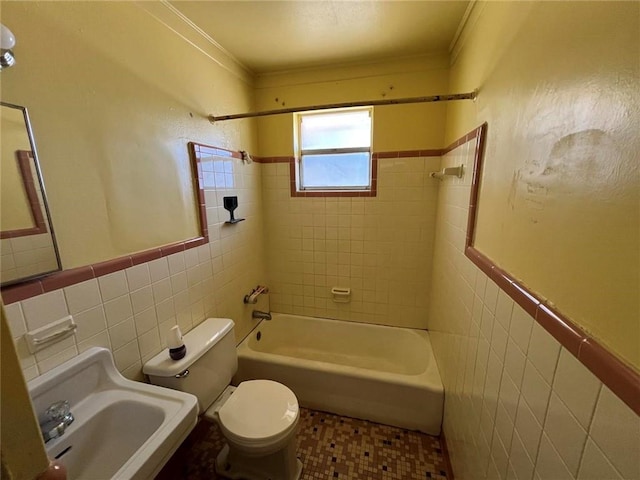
262,155,441,329
2,133,638,480
427,137,639,479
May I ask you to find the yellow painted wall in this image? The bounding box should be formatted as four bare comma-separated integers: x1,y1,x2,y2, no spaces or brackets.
255,55,450,156
1,1,256,269
1,108,33,231
447,1,640,369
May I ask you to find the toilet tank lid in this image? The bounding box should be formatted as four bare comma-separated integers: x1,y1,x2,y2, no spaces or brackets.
142,318,234,377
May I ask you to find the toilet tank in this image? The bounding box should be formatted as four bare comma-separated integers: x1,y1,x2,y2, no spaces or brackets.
143,318,237,412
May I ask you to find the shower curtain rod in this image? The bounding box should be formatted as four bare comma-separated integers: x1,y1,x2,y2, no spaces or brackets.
208,90,477,122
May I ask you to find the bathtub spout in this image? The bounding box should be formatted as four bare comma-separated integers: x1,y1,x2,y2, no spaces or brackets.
252,310,272,321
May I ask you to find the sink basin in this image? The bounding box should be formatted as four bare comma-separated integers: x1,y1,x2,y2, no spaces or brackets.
48,399,164,479
28,347,198,480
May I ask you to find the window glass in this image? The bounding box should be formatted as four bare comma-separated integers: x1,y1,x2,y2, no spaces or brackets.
301,152,370,188
301,110,371,150
297,108,372,190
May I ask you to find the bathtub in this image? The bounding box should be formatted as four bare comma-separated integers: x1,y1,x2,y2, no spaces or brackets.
234,313,444,435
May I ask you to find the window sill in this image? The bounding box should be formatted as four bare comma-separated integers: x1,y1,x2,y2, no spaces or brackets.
291,187,376,198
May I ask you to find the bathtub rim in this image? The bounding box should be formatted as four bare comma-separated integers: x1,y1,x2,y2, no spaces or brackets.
236,312,444,394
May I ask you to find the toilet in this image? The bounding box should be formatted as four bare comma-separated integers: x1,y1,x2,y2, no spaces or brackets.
143,318,303,480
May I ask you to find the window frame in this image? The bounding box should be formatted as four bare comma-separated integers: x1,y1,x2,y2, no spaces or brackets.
295,107,373,192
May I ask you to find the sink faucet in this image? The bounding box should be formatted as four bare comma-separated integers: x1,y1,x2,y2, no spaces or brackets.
252,310,272,321
40,400,74,443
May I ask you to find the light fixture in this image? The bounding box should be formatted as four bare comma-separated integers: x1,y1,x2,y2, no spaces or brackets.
0,24,16,70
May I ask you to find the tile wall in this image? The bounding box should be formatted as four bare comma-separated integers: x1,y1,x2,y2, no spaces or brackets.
1,234,58,284
427,138,640,479
1,151,58,283
4,138,637,480
261,155,441,329
3,154,266,381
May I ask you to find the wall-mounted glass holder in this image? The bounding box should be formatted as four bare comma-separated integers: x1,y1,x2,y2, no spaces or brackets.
223,196,245,224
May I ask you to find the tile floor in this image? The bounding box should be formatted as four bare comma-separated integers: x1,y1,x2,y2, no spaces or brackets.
157,408,451,479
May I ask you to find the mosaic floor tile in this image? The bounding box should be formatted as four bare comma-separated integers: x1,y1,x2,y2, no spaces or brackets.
157,408,450,479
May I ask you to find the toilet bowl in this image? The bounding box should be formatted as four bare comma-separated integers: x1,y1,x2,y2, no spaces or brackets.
209,380,301,479
144,318,303,480
213,380,299,454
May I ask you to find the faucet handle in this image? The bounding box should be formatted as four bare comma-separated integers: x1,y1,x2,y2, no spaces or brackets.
46,400,71,422
244,285,269,304
40,401,74,443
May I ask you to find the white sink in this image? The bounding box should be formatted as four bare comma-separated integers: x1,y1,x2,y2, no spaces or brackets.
28,347,198,480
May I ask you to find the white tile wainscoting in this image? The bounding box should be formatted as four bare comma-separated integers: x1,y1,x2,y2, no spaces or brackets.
427,136,640,480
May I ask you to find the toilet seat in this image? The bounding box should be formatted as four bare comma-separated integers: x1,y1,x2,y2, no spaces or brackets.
217,380,299,452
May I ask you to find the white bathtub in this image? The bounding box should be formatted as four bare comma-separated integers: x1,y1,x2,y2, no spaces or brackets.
234,313,444,435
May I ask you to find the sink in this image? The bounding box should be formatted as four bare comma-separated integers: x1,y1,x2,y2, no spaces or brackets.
28,347,198,480
47,399,164,479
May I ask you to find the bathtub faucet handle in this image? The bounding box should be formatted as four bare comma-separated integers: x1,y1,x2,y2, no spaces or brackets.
244,285,269,304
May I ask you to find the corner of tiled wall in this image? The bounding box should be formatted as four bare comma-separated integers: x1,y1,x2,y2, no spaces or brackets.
427,136,640,480
3,154,267,382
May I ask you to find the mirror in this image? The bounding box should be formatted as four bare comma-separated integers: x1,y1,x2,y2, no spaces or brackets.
1,102,61,286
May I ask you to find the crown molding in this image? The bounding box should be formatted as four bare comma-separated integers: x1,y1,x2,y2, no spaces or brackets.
135,1,254,84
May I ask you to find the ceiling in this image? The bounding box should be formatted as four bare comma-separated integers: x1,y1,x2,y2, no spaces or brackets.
170,1,470,74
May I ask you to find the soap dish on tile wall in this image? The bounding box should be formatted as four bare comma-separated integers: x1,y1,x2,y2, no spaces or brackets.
429,165,464,179
223,196,245,224
25,315,77,353
331,287,351,303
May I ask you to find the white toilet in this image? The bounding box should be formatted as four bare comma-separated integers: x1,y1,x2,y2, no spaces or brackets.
143,318,303,480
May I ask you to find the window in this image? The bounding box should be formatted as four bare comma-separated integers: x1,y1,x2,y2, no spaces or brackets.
296,107,373,191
